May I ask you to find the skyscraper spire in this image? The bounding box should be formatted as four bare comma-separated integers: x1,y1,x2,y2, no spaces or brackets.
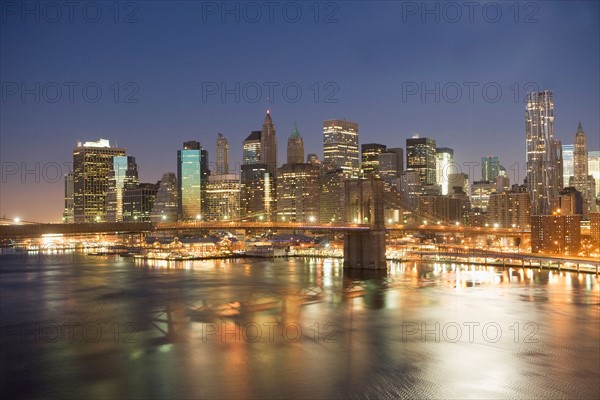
287,122,304,164
260,110,277,176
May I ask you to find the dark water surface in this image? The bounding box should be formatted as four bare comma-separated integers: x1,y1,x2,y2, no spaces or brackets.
1,252,599,399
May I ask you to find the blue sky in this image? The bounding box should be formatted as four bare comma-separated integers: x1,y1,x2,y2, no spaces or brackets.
1,1,598,221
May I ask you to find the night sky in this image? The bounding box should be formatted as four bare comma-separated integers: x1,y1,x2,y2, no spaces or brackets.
1,1,599,222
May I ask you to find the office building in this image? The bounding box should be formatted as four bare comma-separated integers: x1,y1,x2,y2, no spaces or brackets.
361,143,386,177
562,144,574,188
319,169,346,223
571,123,596,218
177,141,204,220
63,172,74,223
436,147,454,195
278,163,320,222
470,180,496,211
150,173,178,223
261,110,278,176
205,174,240,221
323,119,359,177
73,139,126,223
487,190,531,228
243,131,262,164
287,123,304,165
406,136,436,185
216,133,229,175
387,147,404,175
240,163,274,221
106,156,139,222
123,182,159,222
378,151,399,191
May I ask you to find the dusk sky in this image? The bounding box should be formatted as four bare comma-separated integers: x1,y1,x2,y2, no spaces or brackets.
1,1,599,222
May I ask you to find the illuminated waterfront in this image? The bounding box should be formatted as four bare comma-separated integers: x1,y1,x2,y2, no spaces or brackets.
1,252,598,399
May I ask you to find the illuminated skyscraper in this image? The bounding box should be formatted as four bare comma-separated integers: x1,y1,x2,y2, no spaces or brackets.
562,144,574,188
177,141,203,220
361,143,386,177
436,147,454,195
278,163,320,222
588,151,600,197
261,110,278,176
526,90,562,215
123,182,159,222
406,136,436,185
72,139,126,223
106,156,139,222
216,133,229,175
571,123,596,218
243,131,262,164
323,119,359,177
63,172,74,223
205,174,240,221
287,123,304,165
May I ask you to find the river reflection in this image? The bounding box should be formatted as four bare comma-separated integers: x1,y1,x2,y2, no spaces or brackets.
1,252,598,399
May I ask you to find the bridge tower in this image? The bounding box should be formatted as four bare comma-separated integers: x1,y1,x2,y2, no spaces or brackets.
344,177,387,269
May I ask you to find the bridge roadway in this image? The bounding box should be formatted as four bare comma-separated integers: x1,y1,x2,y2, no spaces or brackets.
0,221,528,239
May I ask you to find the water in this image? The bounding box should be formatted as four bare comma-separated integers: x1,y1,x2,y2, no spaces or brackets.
1,251,599,399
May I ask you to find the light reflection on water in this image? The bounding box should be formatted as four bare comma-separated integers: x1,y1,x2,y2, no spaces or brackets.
0,252,599,399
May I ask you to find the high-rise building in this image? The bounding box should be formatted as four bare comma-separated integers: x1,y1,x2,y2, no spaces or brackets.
571,123,595,218
481,156,500,182
406,136,436,185
418,195,463,225
151,173,178,223
531,212,580,254
448,173,469,196
123,182,159,222
240,163,274,221
526,90,562,215
261,110,278,176
278,163,320,222
177,141,207,221
319,169,346,224
73,139,126,223
558,187,583,216
590,212,600,248
436,147,454,195
216,133,229,175
106,156,139,222
487,189,531,228
387,147,404,175
589,151,600,197
470,180,496,211
378,151,399,191
323,119,359,177
205,174,240,221
361,143,386,177
243,131,262,164
287,123,304,165
63,172,74,223
562,144,574,188
397,170,421,212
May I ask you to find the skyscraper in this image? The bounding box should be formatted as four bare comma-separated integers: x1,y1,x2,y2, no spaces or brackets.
571,123,596,218
177,141,203,220
387,147,404,176
105,156,139,222
72,139,126,223
243,131,262,164
261,110,278,176
436,147,454,195
361,143,387,177
205,173,240,221
406,136,436,185
151,173,178,223
278,163,320,222
378,151,399,191
562,144,574,188
216,133,229,175
525,90,562,215
481,156,500,182
287,123,304,165
63,172,74,223
323,119,359,177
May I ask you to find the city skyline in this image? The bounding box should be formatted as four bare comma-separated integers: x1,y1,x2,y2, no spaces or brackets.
1,2,599,222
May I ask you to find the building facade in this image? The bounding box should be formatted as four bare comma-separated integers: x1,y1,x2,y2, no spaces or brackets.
323,119,359,177
216,133,229,175
526,91,562,215
406,136,436,185
106,156,139,223
73,139,126,223
436,147,454,195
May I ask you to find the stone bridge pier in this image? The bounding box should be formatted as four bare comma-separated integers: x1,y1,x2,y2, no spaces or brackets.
343,177,386,269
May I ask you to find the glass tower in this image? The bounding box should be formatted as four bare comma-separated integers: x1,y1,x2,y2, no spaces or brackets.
177,141,203,220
